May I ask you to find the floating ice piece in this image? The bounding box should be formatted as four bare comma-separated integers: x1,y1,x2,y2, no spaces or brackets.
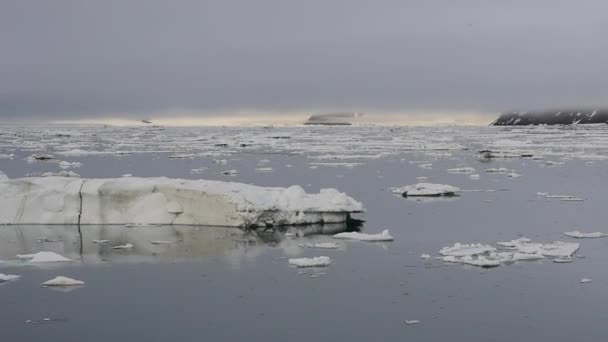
255,167,273,172
0,177,362,227
404,320,421,325
439,243,496,257
442,255,501,268
486,168,509,173
447,167,475,174
417,163,433,169
497,238,579,258
394,183,460,197
58,161,82,169
221,169,238,176
0,273,21,281
122,174,133,177
125,223,160,227
333,229,394,242
27,154,55,162
553,257,573,263
564,230,607,239
469,174,480,180
416,176,428,181
18,252,71,263
42,276,85,286
506,171,521,178
112,243,134,250
580,278,592,284
420,254,431,259
92,239,110,244
299,242,339,249
288,256,331,268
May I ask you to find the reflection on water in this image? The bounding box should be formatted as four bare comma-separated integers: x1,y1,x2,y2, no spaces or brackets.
0,223,351,265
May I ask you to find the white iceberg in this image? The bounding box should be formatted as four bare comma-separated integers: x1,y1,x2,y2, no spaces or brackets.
0,273,21,281
0,177,363,227
42,276,85,286
288,256,331,268
18,251,71,263
394,183,460,197
333,229,394,241
564,230,607,239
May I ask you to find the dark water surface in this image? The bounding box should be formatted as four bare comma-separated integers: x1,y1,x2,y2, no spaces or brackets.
1,126,607,341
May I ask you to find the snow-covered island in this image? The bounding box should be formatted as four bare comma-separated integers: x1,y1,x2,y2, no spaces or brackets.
0,177,363,228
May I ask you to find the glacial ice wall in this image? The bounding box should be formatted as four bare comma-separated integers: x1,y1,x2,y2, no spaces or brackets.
0,177,363,227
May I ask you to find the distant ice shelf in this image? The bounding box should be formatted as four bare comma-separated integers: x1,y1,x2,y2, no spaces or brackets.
0,177,363,228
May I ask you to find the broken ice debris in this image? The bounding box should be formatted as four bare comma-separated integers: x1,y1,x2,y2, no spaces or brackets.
42,276,85,287
439,243,496,257
404,320,421,325
563,230,607,239
333,229,394,242
221,169,238,176
0,273,21,282
0,177,362,227
420,254,431,259
92,239,110,244
288,256,331,268
486,168,509,173
17,252,71,263
580,278,592,284
58,161,82,169
393,183,460,197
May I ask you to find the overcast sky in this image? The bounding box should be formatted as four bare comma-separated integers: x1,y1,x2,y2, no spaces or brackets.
1,0,607,121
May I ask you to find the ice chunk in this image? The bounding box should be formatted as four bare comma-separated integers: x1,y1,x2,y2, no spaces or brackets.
112,243,134,250
333,229,394,242
442,255,501,268
0,273,20,281
0,177,362,227
439,243,496,257
92,239,110,244
288,256,331,268
420,254,431,259
394,183,460,197
42,276,85,286
580,278,592,284
564,230,607,239
447,167,475,174
58,161,82,169
404,320,421,325
18,252,71,263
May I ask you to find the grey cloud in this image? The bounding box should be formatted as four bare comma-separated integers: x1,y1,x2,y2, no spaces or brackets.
1,0,607,119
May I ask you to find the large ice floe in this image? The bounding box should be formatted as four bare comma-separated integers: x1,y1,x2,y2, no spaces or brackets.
437,238,580,268
0,177,363,227
393,183,460,197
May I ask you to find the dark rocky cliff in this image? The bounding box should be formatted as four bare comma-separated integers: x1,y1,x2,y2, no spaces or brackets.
491,109,608,126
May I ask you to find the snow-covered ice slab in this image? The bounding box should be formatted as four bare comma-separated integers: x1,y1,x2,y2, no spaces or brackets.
0,177,363,227
288,256,331,268
393,183,460,197
333,229,394,241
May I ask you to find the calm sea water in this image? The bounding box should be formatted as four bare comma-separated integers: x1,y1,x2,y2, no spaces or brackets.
1,125,607,341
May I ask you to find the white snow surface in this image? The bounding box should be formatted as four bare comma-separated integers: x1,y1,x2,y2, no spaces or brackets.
288,256,331,268
333,229,394,241
42,276,85,286
394,183,460,197
0,177,363,227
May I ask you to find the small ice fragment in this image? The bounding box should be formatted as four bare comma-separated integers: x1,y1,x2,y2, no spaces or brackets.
150,240,173,245
553,257,573,263
404,320,421,325
42,276,85,287
221,169,238,176
112,243,134,250
288,256,331,268
420,254,431,259
395,183,460,197
121,174,133,177
447,167,475,174
0,273,21,281
333,229,394,242
506,171,521,178
580,278,592,284
92,239,110,244
469,174,480,180
564,230,606,239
